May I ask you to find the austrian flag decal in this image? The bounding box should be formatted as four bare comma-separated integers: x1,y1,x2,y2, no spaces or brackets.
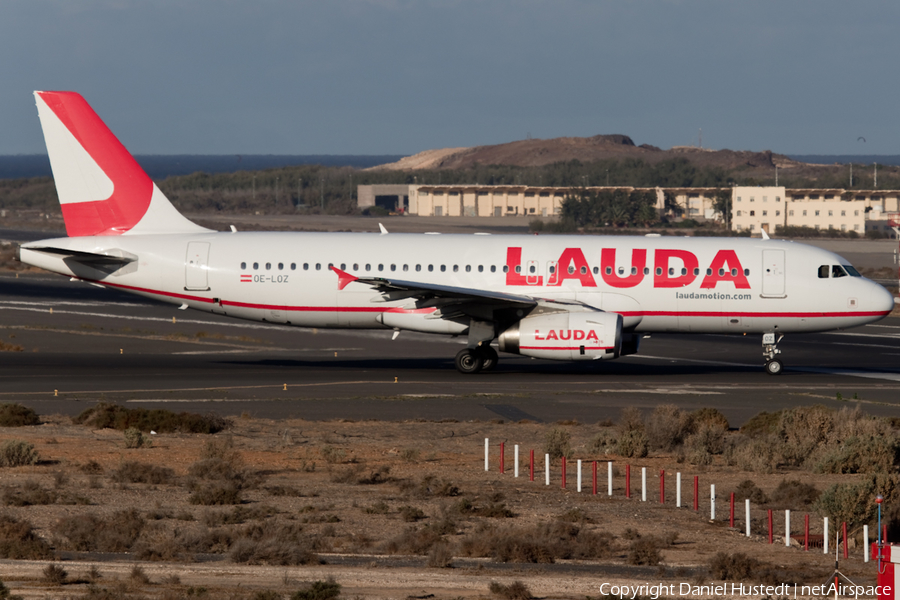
240,274,252,283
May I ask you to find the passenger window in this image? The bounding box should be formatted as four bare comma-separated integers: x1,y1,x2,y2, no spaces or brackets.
502,266,509,273
253,262,259,270
390,264,396,271
515,266,521,274
328,263,333,270
668,268,675,276
693,268,699,276
581,266,587,274
593,267,599,275
731,268,737,276
465,265,471,272
365,264,371,271
403,265,409,272
718,268,724,276
266,263,271,270
340,263,346,270
241,262,247,269
440,265,446,272
618,267,625,275
428,265,434,272
550,265,557,274
743,269,749,276
818,265,830,278
490,266,497,273
278,263,283,270
316,264,321,270
655,267,662,276
453,265,459,272
568,266,575,274
644,268,650,275
478,265,483,272
706,268,712,276
291,263,296,270
832,265,848,278
681,268,687,276
378,264,384,271
529,265,536,274
416,265,422,272
303,263,308,270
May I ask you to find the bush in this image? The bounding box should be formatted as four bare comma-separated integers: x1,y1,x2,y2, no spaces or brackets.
489,581,533,600
813,435,900,474
544,428,572,460
768,479,820,509
111,461,174,485
0,404,39,427
0,440,39,467
230,522,319,566
290,578,340,600
646,404,693,451
691,407,729,430
42,563,67,586
74,402,230,434
616,430,649,458
426,541,454,568
399,506,426,522
733,480,768,504
0,514,53,559
3,481,56,506
460,520,614,563
627,538,661,566
708,552,758,581
813,475,897,529
0,579,24,600
124,428,151,449
382,525,444,555
54,509,145,552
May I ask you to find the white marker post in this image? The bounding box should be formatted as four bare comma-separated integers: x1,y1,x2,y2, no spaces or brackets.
641,467,647,502
514,445,519,478
676,472,682,508
577,460,582,492
484,438,489,471
607,461,613,496
785,510,791,547
544,453,550,486
745,499,751,537
824,517,829,554
710,484,716,520
864,525,869,562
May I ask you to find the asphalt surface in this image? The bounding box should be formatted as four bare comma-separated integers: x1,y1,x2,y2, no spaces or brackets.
2,272,899,426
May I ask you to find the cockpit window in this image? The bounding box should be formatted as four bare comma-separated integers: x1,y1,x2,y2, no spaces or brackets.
843,265,861,277
832,265,848,278
818,265,829,278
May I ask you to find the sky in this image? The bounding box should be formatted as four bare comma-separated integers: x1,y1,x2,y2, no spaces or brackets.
2,1,899,156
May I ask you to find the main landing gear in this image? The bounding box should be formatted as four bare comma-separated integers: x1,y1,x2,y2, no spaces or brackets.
454,345,499,374
762,332,784,376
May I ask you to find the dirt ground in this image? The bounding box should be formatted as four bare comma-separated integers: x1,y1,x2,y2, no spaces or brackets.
0,413,887,599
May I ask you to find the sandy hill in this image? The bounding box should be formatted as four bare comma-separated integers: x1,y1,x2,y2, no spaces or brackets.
373,134,807,173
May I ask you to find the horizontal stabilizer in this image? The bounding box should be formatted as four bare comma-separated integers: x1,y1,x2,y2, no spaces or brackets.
25,245,136,267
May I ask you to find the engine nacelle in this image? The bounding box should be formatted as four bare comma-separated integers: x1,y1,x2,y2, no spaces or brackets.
498,311,623,361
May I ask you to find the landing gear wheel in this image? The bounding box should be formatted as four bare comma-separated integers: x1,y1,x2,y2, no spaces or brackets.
477,346,499,372
765,359,783,376
455,348,484,374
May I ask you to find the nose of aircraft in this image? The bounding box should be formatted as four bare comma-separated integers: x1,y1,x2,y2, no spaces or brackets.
870,281,897,316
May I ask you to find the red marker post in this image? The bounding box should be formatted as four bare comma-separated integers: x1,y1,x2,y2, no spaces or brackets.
767,509,774,544
804,514,809,552
660,470,665,504
561,457,567,489
529,450,534,482
625,464,631,499
592,461,598,495
693,476,699,511
730,493,735,528
842,522,848,559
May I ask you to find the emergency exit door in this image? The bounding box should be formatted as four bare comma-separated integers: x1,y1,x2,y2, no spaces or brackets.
761,249,785,298
185,242,210,291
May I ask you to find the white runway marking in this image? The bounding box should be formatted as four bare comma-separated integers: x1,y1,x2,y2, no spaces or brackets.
792,368,900,383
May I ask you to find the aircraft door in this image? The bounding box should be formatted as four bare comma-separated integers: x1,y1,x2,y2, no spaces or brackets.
761,249,785,298
185,242,210,291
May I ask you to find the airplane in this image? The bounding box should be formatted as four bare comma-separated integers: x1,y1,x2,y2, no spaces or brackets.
16,91,897,375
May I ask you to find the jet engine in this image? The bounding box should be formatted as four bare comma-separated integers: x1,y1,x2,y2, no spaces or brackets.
498,311,623,361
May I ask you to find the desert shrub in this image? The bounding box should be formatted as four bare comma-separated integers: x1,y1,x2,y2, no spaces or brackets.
80,460,104,474
544,428,572,460
557,508,592,523
0,579,23,600
399,506,426,522
618,406,646,434
691,407,729,430
489,581,532,600
363,501,390,514
111,461,174,485
42,563,67,586
0,440,39,467
480,502,515,518
186,449,261,505
682,422,726,465
708,552,758,580
627,538,661,565
589,430,616,455
203,506,278,527
0,404,39,427
813,475,897,529
189,482,242,506
355,465,393,485
461,520,614,563
129,565,150,585
727,436,778,473
320,446,346,464
230,522,318,565
400,448,420,462
740,411,781,437
733,480,767,504
54,509,145,552
290,578,340,600
3,481,56,506
427,541,454,568
646,404,693,451
253,592,282,600
403,475,460,498
0,514,53,559
382,525,444,555
768,479,820,508
124,428,151,449
813,435,900,474
74,402,230,434
616,429,649,458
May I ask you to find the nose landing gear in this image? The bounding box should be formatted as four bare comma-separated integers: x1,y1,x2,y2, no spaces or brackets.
762,332,784,375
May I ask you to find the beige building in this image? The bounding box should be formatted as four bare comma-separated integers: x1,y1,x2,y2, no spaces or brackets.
732,186,900,237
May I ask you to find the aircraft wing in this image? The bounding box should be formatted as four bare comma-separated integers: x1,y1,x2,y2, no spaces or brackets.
331,266,538,309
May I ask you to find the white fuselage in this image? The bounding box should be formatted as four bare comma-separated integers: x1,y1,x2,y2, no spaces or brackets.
19,231,894,337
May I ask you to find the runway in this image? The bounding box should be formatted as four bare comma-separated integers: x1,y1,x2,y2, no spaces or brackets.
1,272,899,427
